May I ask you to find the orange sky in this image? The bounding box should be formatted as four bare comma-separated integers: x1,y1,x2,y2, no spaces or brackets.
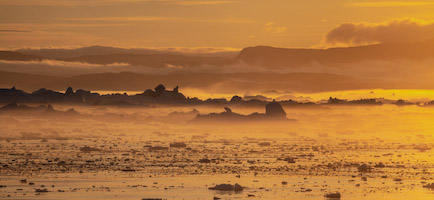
1,0,434,49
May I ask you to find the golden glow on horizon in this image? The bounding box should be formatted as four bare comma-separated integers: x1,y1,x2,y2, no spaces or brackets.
95,89,434,102
348,1,434,7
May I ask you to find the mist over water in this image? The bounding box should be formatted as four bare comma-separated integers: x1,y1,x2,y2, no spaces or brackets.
0,98,433,199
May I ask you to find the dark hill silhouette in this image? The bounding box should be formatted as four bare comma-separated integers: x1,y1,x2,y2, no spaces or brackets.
0,51,43,61
236,40,434,68
4,41,434,93
18,46,148,59
8,40,434,69
7,46,233,68
63,53,232,67
17,45,238,59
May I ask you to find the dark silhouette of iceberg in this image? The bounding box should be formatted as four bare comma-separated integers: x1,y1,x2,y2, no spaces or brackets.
0,85,317,109
326,97,382,105
0,101,79,116
192,101,295,122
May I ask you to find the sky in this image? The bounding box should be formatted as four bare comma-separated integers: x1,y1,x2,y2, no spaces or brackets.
1,0,434,49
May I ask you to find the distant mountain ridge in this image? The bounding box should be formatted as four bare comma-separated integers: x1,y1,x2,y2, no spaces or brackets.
16,45,239,59
0,51,42,61
4,40,434,69
5,46,233,68
63,53,232,68
237,40,434,68
1,41,434,92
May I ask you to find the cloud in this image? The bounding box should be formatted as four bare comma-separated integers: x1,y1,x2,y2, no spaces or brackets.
0,59,128,68
0,23,129,29
0,0,235,6
348,1,434,7
3,54,433,79
10,46,240,56
3,56,434,92
0,59,162,77
0,56,329,77
0,29,109,49
62,16,178,22
323,18,434,46
63,16,253,24
0,0,151,6
148,46,240,54
264,22,287,34
0,58,273,76
0,29,31,33
166,1,234,6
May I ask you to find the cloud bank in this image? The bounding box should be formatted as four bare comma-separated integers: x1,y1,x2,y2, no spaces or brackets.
348,1,434,7
2,57,434,88
0,0,236,6
324,18,434,46
264,22,287,34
